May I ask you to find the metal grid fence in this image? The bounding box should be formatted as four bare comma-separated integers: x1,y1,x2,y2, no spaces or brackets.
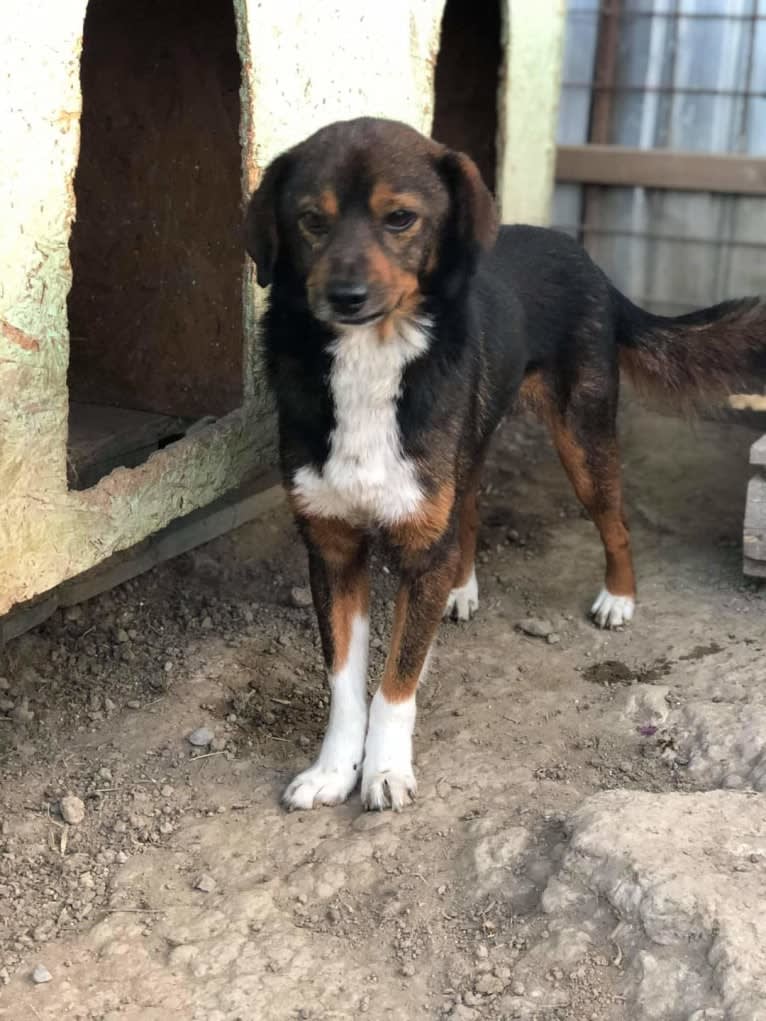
552,0,766,317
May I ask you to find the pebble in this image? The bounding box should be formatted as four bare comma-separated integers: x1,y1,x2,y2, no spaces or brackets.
0,677,9,691
194,873,216,893
126,700,142,710
64,605,83,622
12,698,34,724
32,964,52,984
518,617,555,639
188,726,215,748
290,586,313,609
546,633,561,645
116,628,130,643
511,980,525,996
400,962,416,977
475,974,504,995
60,795,86,825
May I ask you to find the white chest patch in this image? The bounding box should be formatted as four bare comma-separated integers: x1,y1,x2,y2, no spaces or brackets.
292,321,430,525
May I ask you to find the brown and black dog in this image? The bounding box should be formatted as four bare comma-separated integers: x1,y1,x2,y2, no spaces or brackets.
245,116,766,812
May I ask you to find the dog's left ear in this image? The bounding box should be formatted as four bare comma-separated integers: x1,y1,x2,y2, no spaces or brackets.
244,152,292,288
439,150,498,253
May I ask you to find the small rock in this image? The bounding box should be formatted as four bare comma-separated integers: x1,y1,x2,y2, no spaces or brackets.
475,944,489,959
12,698,34,724
201,616,213,630
160,785,174,798
60,795,86,825
546,632,560,645
475,974,504,995
290,586,313,609
0,677,10,691
116,628,130,643
400,962,416,977
32,964,52,984
126,700,142,710
518,617,554,639
510,980,525,996
98,767,113,782
64,605,83,622
194,873,216,893
188,726,214,748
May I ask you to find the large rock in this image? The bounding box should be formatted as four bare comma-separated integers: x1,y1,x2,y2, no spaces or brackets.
548,789,766,1021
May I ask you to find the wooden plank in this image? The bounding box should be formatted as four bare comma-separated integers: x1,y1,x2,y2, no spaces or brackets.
68,402,191,490
556,145,766,196
0,471,282,644
750,435,766,466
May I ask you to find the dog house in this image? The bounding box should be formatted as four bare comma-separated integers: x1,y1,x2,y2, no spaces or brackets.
0,0,565,633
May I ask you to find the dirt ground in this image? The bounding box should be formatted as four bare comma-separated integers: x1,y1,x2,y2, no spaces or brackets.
1,396,765,1021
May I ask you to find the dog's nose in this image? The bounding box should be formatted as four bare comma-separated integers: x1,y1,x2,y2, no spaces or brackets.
327,282,368,316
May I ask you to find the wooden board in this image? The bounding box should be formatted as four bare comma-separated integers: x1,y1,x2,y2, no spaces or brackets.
1,472,282,644
743,467,766,576
67,0,244,419
68,402,192,490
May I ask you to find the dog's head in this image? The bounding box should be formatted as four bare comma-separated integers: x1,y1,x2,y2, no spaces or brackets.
245,118,497,333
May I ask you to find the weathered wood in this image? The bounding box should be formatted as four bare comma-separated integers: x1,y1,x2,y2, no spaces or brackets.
557,145,766,196
0,472,282,644
68,403,191,490
743,470,766,576
750,435,766,467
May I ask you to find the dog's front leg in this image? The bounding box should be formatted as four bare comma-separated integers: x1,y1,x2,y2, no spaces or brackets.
362,540,459,812
283,516,370,810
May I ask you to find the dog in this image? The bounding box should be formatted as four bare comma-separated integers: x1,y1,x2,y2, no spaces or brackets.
244,116,766,813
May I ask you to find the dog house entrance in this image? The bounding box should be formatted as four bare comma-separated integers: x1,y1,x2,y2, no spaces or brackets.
432,0,502,194
67,0,243,490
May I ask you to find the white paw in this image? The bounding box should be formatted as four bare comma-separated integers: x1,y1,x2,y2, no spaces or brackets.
443,566,479,621
361,689,417,812
591,588,635,629
283,761,360,811
362,768,417,812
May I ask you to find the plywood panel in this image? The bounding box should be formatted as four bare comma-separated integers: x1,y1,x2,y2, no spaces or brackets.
67,0,244,419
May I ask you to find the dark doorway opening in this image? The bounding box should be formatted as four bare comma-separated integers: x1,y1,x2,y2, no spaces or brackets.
432,0,503,194
67,0,243,490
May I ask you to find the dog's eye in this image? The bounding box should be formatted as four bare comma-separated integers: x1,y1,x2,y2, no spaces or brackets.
384,209,418,233
299,211,329,236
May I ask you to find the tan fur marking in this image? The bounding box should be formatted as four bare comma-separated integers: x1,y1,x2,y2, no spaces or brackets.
319,190,339,217
551,423,636,598
519,372,635,598
369,184,425,219
388,481,455,553
297,509,370,672
380,548,457,704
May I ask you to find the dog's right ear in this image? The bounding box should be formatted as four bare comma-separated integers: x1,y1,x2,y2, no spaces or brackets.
244,152,292,288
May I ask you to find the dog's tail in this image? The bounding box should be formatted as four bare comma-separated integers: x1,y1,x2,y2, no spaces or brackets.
615,288,766,409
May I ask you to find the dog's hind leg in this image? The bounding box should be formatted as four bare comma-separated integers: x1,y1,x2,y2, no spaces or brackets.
522,369,636,628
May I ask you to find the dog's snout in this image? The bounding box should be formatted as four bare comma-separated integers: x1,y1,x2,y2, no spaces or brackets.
326,282,369,316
